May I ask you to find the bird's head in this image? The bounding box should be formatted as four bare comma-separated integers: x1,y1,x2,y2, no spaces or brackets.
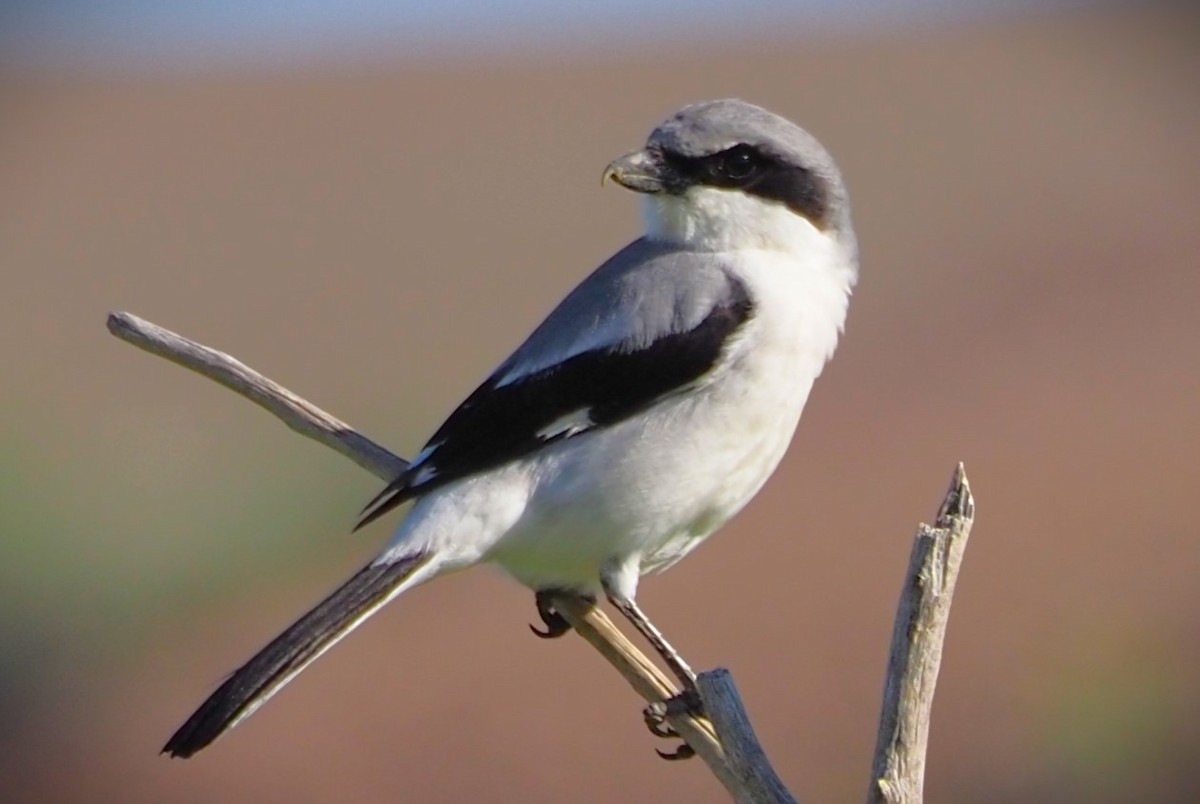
604,99,856,261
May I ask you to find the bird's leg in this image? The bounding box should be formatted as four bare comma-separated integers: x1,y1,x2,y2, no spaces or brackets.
602,583,705,760
529,589,585,639
604,590,699,698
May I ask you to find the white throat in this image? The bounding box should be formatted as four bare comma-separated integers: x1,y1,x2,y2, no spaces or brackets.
643,186,858,368
643,186,829,256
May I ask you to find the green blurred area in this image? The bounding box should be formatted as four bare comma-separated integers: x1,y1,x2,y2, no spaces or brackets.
0,400,391,689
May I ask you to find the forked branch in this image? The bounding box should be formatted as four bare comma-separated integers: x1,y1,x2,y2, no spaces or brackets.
108,310,974,804
105,312,741,796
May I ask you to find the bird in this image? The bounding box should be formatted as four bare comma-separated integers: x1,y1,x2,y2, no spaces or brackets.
163,98,858,759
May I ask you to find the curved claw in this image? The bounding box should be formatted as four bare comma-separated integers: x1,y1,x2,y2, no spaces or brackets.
643,706,679,739
645,693,703,760
656,743,696,761
530,590,574,639
529,620,571,639
646,719,679,739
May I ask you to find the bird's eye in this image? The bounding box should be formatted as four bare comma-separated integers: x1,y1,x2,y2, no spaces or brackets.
717,146,760,182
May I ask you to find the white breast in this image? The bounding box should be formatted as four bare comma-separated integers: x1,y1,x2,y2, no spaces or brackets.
391,187,857,594
483,208,856,592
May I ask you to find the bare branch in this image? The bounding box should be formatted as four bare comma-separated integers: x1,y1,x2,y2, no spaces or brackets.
106,310,746,797
110,308,974,804
106,311,407,480
698,669,797,804
549,596,740,793
867,464,976,804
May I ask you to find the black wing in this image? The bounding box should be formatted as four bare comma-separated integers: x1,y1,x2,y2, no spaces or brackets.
356,277,753,530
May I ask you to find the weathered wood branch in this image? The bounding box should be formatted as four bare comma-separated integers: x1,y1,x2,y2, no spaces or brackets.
106,311,745,796
867,465,976,803
106,312,405,479
109,309,974,804
697,669,796,803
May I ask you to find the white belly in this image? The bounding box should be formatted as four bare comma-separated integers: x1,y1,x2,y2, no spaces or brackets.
486,250,844,594
382,240,853,595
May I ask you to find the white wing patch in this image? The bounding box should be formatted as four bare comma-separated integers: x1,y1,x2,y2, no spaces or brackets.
535,407,594,441
407,443,443,486
412,464,439,485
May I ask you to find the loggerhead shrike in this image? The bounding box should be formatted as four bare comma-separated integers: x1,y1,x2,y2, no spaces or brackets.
164,98,858,758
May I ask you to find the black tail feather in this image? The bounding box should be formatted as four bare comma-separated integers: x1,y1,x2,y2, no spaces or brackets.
163,552,430,758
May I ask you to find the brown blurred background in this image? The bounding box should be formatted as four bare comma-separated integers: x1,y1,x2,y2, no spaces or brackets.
1,2,1198,801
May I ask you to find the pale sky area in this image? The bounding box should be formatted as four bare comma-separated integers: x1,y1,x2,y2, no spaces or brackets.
0,0,1101,72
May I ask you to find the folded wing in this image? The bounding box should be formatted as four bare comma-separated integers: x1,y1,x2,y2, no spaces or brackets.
358,242,754,529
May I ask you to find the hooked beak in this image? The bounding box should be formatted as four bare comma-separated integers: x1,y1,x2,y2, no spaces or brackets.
601,149,665,194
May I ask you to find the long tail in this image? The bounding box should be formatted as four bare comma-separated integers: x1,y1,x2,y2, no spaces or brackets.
163,551,433,758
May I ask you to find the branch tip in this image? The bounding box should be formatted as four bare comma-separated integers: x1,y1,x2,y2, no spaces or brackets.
936,462,974,524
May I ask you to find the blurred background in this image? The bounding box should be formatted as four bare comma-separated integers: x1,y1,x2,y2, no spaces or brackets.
1,1,1197,801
